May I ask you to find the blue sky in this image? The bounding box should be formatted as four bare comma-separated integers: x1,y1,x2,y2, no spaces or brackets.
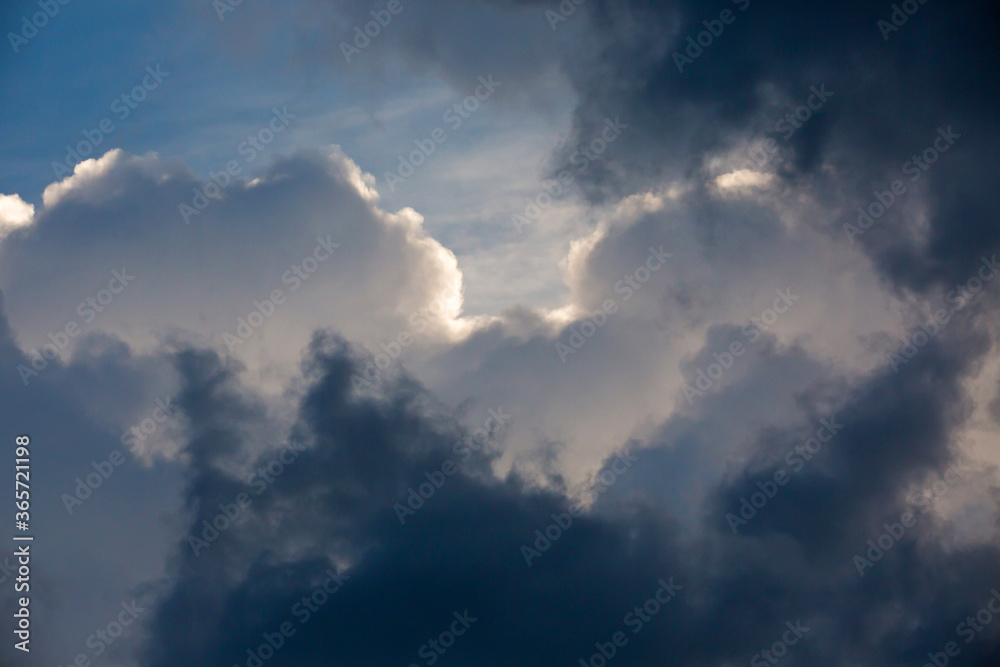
2,0,584,316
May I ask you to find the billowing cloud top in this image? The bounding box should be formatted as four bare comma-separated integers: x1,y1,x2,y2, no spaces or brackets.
0,0,998,666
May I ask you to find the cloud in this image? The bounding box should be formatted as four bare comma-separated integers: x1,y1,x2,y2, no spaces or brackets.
0,145,472,400
713,168,775,195
2,1,999,663
0,193,34,242
127,325,1000,666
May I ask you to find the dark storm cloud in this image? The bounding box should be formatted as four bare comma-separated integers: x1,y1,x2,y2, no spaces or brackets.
551,0,1000,293
263,0,999,293
705,322,983,551
0,292,183,666
136,326,1000,666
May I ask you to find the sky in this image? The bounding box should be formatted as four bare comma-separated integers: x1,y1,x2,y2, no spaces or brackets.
0,1,999,666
